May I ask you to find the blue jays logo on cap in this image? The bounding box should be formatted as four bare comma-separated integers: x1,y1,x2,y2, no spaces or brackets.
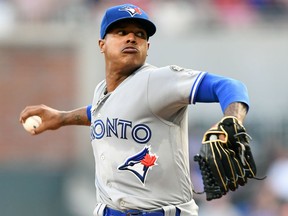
119,6,142,17
118,146,158,184
119,5,142,17
100,4,156,39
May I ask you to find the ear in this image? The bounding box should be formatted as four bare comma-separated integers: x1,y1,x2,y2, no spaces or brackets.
98,39,105,53
146,42,150,56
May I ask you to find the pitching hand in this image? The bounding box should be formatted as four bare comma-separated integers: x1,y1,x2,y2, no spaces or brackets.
19,104,64,135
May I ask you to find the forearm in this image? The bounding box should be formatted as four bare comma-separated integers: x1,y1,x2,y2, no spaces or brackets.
61,107,91,126
20,104,91,135
224,102,248,123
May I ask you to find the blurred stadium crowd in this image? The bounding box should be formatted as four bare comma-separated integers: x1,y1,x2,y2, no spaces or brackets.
0,0,288,216
0,0,288,32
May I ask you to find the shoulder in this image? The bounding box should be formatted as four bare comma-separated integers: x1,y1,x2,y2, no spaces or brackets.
148,64,205,79
135,64,205,83
135,63,158,73
137,63,195,73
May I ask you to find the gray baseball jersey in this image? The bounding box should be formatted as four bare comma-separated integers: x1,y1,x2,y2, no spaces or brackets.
90,64,206,216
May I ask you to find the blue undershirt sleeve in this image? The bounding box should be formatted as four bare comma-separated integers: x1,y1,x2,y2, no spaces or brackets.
86,105,92,122
194,73,250,113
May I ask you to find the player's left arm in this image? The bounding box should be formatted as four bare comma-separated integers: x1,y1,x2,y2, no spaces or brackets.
223,102,247,123
194,73,249,122
193,74,263,201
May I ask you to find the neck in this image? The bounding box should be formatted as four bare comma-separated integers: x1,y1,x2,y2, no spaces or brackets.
105,63,143,93
105,73,129,93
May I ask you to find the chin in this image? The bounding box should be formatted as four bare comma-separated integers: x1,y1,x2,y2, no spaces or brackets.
124,58,144,68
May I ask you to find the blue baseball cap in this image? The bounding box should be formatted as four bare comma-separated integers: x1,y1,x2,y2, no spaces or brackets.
100,4,156,39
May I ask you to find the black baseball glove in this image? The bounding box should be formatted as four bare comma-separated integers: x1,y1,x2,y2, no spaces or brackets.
194,116,261,201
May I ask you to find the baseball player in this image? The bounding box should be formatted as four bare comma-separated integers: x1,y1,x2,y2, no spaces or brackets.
19,4,250,216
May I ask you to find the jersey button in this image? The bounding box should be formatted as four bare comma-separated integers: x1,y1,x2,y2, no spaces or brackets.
120,200,125,207
100,154,105,160
107,182,112,188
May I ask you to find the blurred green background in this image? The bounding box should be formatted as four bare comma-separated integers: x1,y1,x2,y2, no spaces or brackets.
0,0,288,216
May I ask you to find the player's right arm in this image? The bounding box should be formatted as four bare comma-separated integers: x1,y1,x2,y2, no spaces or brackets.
19,104,91,135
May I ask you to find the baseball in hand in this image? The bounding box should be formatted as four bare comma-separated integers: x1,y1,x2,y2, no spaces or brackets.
22,115,42,134
209,134,218,141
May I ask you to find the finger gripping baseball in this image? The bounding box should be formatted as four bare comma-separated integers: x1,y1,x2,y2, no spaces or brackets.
194,116,260,201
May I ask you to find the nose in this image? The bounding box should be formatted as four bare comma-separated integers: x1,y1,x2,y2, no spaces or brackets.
126,32,136,44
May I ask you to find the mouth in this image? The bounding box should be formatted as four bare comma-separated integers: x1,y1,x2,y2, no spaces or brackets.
122,47,138,53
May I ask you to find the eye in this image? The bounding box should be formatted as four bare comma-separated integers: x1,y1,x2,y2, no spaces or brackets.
117,30,126,36
136,31,147,39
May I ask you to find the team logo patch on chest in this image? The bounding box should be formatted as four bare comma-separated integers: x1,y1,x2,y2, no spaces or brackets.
118,146,158,184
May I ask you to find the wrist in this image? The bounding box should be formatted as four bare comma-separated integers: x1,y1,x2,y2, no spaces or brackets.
224,102,247,123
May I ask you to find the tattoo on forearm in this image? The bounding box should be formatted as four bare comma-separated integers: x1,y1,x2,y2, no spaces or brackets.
75,114,83,124
224,102,247,122
62,108,90,126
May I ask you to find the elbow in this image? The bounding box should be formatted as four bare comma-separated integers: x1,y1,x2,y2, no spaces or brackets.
216,78,250,113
